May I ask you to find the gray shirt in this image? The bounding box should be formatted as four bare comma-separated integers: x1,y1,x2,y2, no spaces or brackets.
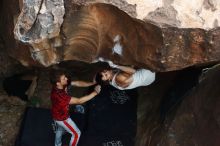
110,69,155,90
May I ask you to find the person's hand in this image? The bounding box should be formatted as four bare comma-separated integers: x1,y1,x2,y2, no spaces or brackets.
94,85,101,94
65,87,68,93
107,60,118,68
98,57,105,62
92,76,97,84
93,57,105,62
94,57,119,68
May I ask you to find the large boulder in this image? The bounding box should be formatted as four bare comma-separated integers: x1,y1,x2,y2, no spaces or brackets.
13,1,220,71
156,64,220,146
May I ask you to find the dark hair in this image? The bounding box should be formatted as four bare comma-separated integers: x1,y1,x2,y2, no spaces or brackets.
95,72,103,85
94,71,112,86
50,70,66,85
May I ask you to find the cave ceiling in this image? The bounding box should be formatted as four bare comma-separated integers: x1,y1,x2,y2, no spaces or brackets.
1,0,220,72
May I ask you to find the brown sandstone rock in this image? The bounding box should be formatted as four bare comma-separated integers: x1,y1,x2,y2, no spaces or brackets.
12,1,220,72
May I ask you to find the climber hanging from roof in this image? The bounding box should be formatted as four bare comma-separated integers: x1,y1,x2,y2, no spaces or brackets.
94,58,156,90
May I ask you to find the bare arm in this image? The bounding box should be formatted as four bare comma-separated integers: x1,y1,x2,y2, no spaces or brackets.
69,85,101,104
107,60,136,74
116,65,136,74
71,80,96,87
69,91,97,104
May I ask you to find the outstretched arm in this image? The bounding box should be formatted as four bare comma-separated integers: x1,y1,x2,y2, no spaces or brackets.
97,58,136,74
71,80,96,87
107,61,136,74
69,85,101,104
115,65,136,74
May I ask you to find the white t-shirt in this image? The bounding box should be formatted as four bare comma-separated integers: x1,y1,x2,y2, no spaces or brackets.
110,69,155,90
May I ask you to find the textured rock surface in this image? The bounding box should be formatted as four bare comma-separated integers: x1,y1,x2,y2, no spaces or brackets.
171,0,220,29
1,0,220,70
0,37,29,77
13,1,220,71
14,0,65,43
159,27,220,71
66,0,220,29
155,65,220,146
0,0,41,68
0,82,26,146
1,1,220,146
127,0,220,29
136,72,178,146
135,65,220,146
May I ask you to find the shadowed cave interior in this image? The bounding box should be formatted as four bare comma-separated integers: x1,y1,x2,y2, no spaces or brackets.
1,0,220,146
1,61,217,146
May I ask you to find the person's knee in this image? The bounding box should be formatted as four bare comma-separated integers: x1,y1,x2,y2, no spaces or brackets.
69,129,81,137
75,129,81,137
78,130,81,136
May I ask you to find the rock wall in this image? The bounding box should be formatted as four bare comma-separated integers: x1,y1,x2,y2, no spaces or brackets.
0,37,27,77
72,0,220,29
0,0,42,75
13,1,220,71
0,82,26,146
1,0,220,73
136,65,220,146
1,1,220,146
156,65,220,146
